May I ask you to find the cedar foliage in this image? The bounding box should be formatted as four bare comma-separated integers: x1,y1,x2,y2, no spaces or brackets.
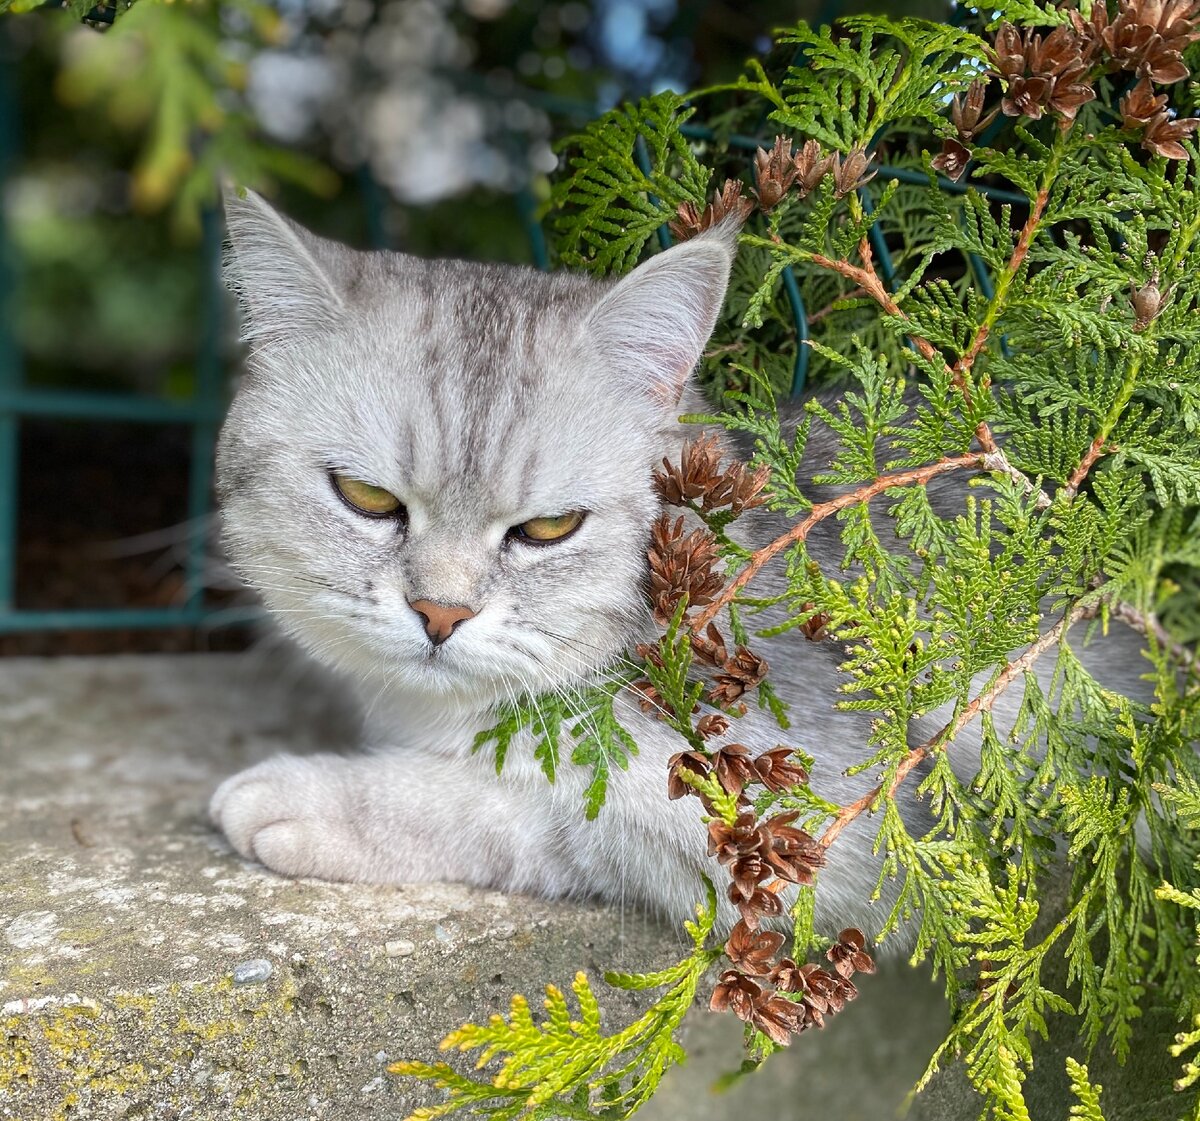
402,2,1200,1117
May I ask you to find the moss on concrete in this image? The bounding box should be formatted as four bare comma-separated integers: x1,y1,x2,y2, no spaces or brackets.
4,966,402,1117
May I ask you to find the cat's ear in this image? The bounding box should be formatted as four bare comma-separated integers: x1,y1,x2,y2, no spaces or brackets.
223,187,346,344
585,220,738,405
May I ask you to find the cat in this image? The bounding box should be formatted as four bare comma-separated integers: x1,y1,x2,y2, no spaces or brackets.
209,188,1148,944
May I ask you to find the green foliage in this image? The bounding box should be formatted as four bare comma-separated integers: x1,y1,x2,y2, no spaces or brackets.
1155,776,1200,1116
768,18,991,150
30,0,337,233
976,0,1079,28
391,879,724,1121
472,675,639,820
1,0,123,16
638,600,708,738
1066,1057,1106,1121
685,358,813,516
412,3,1200,1119
549,93,710,274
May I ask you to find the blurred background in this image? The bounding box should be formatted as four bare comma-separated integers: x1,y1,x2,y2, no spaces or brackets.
0,0,950,656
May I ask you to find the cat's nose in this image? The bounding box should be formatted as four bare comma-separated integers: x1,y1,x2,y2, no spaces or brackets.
407,599,477,646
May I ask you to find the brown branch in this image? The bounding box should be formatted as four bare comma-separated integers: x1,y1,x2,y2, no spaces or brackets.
688,453,983,635
740,146,1064,850
973,420,998,456
954,324,992,383
816,595,1197,849
818,785,885,849
746,601,1192,896
815,168,1054,464
817,601,1095,849
810,253,943,366
1063,432,1110,497
958,177,1053,455
703,342,746,360
858,234,875,278
810,251,1013,461
949,179,1045,386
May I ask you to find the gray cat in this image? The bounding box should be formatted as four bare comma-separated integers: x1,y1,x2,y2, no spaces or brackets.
210,189,1145,943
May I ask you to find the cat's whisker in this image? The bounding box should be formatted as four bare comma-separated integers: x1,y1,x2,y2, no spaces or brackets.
532,626,651,677
362,660,408,725
530,632,680,726
235,566,341,588
235,564,370,602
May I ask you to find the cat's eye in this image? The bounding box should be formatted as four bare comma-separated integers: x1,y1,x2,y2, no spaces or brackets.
332,474,404,519
508,511,586,544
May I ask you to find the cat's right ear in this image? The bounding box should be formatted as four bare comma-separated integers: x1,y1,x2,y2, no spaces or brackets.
223,186,346,345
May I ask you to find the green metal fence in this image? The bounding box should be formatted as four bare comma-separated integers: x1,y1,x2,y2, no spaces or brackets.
0,183,228,635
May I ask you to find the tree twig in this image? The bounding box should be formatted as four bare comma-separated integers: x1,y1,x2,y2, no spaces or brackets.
810,252,943,364
1063,434,1110,497
1109,600,1198,677
817,601,1095,848
688,453,983,634
812,139,1061,469
950,176,1051,390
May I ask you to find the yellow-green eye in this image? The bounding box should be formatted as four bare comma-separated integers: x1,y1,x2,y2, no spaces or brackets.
511,511,585,544
333,474,403,518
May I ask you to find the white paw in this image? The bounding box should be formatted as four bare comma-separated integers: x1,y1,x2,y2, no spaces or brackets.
209,754,359,880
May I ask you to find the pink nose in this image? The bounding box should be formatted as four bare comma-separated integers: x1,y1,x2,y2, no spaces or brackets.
407,599,477,646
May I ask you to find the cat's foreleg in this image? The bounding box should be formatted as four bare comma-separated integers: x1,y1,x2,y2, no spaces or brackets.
209,748,575,893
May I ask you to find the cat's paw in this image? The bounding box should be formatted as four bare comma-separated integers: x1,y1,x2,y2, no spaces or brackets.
209,754,364,881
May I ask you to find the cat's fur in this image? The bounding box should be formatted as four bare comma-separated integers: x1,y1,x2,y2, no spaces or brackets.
210,189,1147,941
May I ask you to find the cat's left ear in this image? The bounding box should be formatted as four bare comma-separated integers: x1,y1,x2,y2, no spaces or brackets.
585,221,738,405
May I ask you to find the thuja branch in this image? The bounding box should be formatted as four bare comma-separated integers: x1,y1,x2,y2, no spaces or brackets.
741,235,941,366
1064,430,1115,498
652,438,879,1053
1066,199,1200,496
511,9,1200,1117
689,454,982,635
393,883,727,1120
750,125,1069,466
1111,600,1200,678
818,599,1098,848
952,129,1067,392
743,232,1042,502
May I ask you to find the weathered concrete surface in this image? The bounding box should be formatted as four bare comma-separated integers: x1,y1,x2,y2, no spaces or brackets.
0,654,1174,1121
0,654,951,1120
0,655,690,1120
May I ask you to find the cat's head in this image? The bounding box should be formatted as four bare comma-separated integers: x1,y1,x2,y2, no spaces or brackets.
217,189,736,705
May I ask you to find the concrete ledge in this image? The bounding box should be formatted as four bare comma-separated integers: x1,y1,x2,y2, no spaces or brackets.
1,655,699,1119
6,654,1166,1121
